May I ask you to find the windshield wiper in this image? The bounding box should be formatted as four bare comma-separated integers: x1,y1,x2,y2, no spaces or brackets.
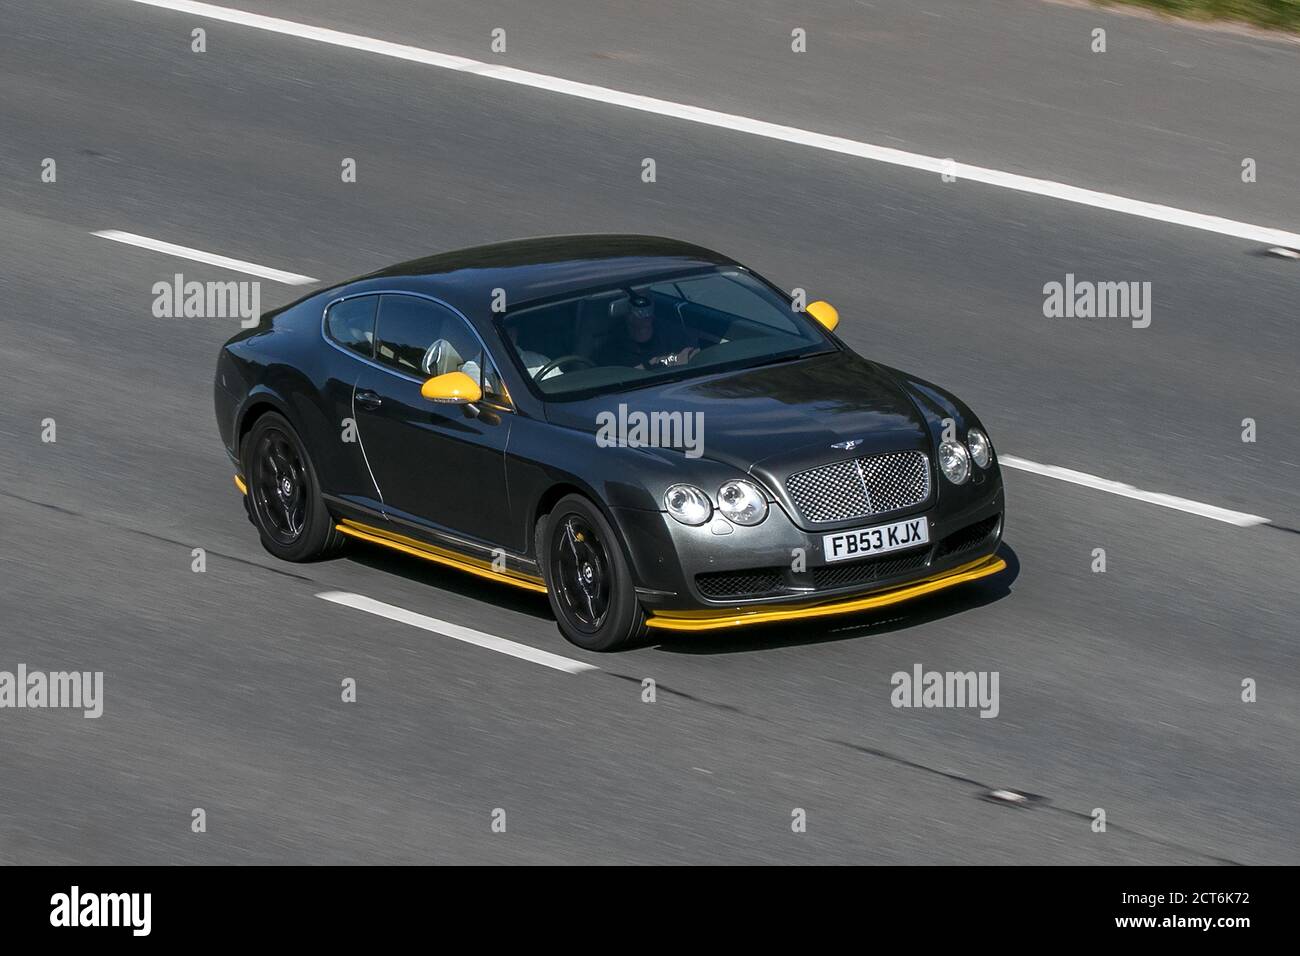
741,348,830,371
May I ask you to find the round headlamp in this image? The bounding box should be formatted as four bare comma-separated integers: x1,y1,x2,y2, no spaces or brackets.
664,484,712,525
717,479,768,526
966,428,991,469
938,440,971,485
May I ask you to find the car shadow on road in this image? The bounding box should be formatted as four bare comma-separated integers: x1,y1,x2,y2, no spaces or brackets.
645,543,1020,656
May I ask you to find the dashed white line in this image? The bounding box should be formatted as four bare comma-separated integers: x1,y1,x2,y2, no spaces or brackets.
92,230,318,285
998,455,1269,527
316,590,597,674
120,0,1300,249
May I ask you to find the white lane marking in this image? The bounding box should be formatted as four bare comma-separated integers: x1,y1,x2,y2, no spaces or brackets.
316,591,597,674
121,0,1300,249
998,455,1269,527
92,230,318,285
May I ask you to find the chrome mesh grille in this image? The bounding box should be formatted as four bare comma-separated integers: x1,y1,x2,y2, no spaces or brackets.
785,451,931,523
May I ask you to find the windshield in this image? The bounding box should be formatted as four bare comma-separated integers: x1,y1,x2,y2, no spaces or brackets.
496,267,836,399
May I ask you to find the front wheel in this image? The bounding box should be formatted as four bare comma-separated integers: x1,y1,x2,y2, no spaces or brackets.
240,411,346,562
540,494,646,651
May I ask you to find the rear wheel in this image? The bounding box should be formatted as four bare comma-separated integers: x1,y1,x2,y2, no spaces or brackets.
240,411,346,561
540,494,646,651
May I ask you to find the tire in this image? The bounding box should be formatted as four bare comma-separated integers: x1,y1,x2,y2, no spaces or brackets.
539,494,647,651
240,411,347,562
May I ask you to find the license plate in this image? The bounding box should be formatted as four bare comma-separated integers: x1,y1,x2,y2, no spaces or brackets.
822,516,929,563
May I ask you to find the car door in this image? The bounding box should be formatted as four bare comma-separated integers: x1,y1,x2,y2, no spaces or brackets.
319,293,386,512
352,293,514,548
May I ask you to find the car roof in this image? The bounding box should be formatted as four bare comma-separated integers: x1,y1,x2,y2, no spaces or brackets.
344,235,739,318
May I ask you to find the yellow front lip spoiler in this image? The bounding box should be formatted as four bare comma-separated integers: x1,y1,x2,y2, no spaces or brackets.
645,554,1007,632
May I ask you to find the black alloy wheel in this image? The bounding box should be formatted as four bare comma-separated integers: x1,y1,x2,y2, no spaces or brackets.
552,514,612,632
542,494,647,651
250,427,308,545
240,411,346,562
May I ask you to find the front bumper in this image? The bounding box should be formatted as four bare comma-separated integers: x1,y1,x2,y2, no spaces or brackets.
613,475,1005,619
645,553,1006,631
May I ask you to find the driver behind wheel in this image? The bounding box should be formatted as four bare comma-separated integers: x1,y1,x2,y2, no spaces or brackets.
600,293,697,369
507,323,558,380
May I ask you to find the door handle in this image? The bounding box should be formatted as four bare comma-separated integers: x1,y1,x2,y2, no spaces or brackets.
355,389,383,409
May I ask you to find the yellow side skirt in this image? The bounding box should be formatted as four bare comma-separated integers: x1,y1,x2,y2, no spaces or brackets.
237,475,543,593
645,554,1007,632
334,519,549,594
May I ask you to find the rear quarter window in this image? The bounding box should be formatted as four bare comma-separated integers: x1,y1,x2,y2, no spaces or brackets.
325,295,378,358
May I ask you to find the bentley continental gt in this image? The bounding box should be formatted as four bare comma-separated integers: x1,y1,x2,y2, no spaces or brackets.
214,236,1006,650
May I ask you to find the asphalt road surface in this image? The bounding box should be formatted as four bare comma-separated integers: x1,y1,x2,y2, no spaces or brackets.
0,0,1296,864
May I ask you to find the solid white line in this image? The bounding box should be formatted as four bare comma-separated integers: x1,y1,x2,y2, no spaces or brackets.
316,591,598,674
92,230,318,284
998,455,1269,527
120,0,1300,249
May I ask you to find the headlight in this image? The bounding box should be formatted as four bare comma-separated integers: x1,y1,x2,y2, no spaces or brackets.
664,484,712,525
937,440,970,485
966,428,991,468
717,479,768,526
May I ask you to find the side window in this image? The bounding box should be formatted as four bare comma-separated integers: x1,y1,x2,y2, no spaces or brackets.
325,295,378,357
375,295,509,403
374,295,444,374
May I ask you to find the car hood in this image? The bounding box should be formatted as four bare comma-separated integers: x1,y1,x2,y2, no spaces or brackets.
545,349,930,473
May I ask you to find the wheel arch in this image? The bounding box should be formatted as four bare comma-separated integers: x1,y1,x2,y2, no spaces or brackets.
235,389,298,460
530,481,638,578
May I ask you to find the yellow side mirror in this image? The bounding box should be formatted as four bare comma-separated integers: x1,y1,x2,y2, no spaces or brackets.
806,300,839,332
421,370,482,404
